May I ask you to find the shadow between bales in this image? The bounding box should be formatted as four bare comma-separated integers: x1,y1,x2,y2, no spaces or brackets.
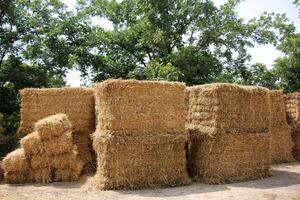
230,167,300,189
116,183,229,198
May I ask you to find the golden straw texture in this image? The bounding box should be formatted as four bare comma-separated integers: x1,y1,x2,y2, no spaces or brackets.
187,83,270,135
269,91,294,163
285,92,300,160
186,83,271,184
189,133,270,184
92,79,189,189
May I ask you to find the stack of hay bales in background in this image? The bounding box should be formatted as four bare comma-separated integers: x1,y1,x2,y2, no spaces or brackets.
186,83,270,184
269,91,294,163
92,79,190,190
18,88,95,173
2,114,83,183
1,149,31,183
285,92,300,160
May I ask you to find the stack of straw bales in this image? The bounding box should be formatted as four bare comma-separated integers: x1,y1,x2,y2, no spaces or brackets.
269,91,294,163
285,92,300,160
18,88,95,173
2,114,83,183
92,79,190,190
187,83,271,184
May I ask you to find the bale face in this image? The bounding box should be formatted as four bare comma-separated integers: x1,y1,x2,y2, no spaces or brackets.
269,91,294,163
285,92,300,161
95,79,186,134
189,133,270,184
92,132,190,190
54,168,82,182
187,83,270,135
19,87,95,135
32,168,53,184
4,171,32,184
35,114,72,140
42,132,74,156
2,149,30,173
20,131,44,155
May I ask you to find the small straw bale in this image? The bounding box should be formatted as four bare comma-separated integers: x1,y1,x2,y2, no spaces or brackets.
32,168,53,184
20,131,44,155
189,133,270,184
269,91,294,163
51,150,83,170
94,79,186,135
42,132,74,156
187,83,270,135
35,114,72,140
54,167,82,182
2,148,30,173
4,171,32,184
285,92,300,160
186,83,271,183
92,131,190,190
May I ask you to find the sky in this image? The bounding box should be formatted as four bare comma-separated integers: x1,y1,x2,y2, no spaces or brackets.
64,0,300,86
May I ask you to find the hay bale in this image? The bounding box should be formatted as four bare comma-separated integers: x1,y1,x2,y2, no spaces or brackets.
186,83,271,183
92,131,190,190
54,168,82,182
187,83,270,135
285,93,300,161
19,87,95,135
93,79,189,189
35,114,72,140
32,168,53,184
19,87,95,173
20,131,44,155
2,149,30,173
189,133,270,184
4,171,32,184
285,92,300,132
42,132,74,156
269,91,294,163
94,79,186,134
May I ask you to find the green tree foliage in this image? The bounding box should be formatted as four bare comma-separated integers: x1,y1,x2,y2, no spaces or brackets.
75,0,294,85
273,33,300,92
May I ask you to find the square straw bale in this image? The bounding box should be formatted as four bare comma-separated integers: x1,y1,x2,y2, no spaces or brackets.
285,92,300,132
42,131,74,156
92,131,190,190
20,131,45,155
19,87,95,136
4,171,32,184
94,79,186,135
32,168,53,184
188,132,270,184
2,148,30,173
54,167,82,182
269,91,294,163
187,83,270,135
35,114,72,140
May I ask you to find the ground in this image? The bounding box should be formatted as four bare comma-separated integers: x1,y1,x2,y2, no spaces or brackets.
1,163,300,200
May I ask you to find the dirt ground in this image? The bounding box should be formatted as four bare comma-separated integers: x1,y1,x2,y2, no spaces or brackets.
1,163,300,200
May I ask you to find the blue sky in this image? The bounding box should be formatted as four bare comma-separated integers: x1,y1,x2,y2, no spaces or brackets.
64,0,300,86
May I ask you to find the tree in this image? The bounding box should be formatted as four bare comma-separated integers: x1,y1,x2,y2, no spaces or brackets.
75,0,295,85
273,33,300,92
